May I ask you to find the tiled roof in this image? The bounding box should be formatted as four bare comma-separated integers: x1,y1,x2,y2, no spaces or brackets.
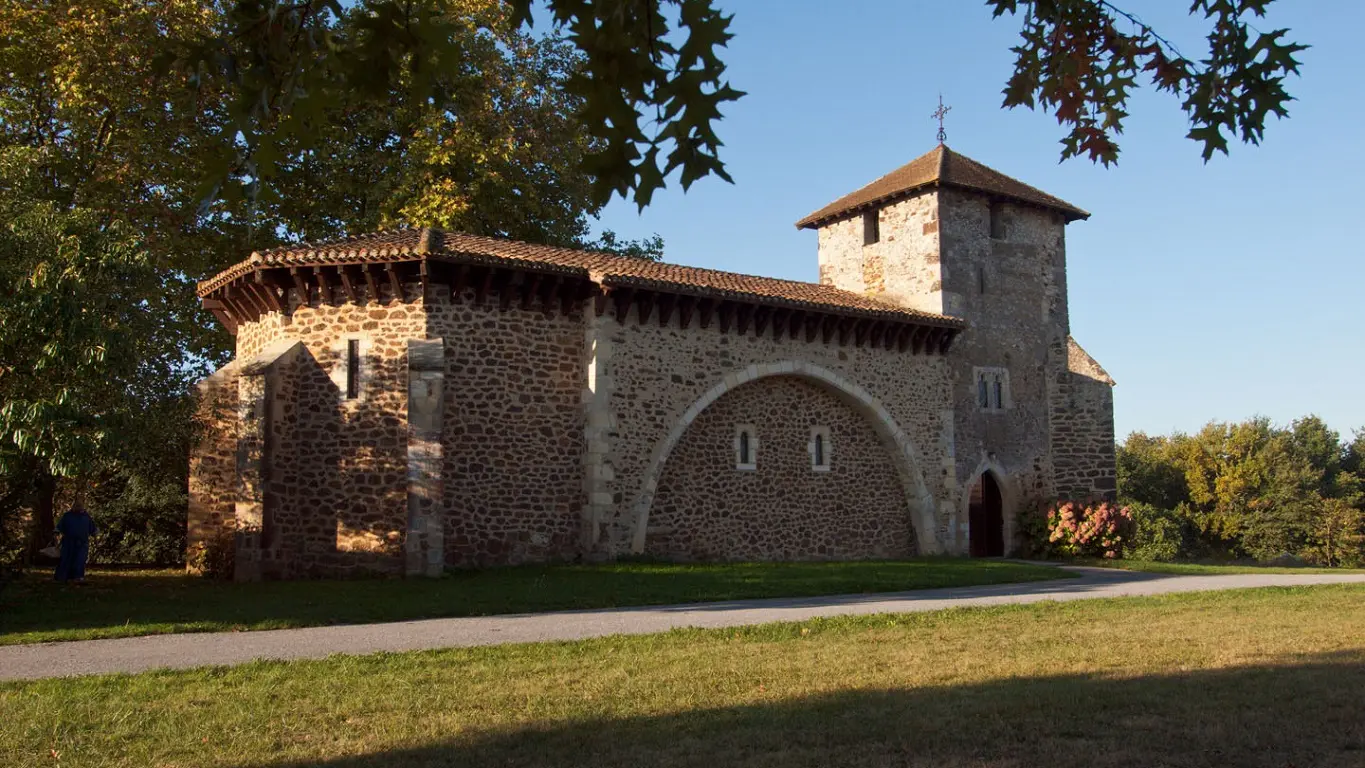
1067,336,1115,386
198,229,964,327
795,144,1090,229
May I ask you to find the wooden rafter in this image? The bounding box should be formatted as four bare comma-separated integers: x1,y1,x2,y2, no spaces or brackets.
717,302,734,334
221,292,253,325
540,275,560,315
474,267,494,306
560,279,579,316
678,295,696,329
698,298,714,329
752,306,770,337
449,263,469,303
313,267,333,306
337,266,359,304
854,319,872,348
237,283,269,316
363,265,380,304
497,271,516,311
386,263,406,304
910,326,926,354
939,329,954,354
637,291,655,324
867,321,884,349
201,298,238,334
290,267,310,309
735,304,753,336
612,287,634,323
837,317,854,347
657,293,675,327
520,274,542,312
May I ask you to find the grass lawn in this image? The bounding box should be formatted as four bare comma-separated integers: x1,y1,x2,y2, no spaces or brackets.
1069,557,1365,575
0,558,1067,646
2,585,1363,767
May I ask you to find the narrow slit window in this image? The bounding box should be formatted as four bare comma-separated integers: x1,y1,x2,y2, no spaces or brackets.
735,425,757,470
978,376,989,409
989,202,1007,240
345,339,360,399
863,210,880,245
993,379,1003,410
978,265,987,295
810,427,831,471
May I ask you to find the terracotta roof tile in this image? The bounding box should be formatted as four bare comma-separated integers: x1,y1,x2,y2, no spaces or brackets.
795,145,1089,229
199,229,964,327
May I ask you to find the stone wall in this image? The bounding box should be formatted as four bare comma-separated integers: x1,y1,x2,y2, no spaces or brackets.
938,189,1070,547
592,314,957,556
1051,339,1117,501
427,286,586,568
812,185,1083,552
189,282,590,578
264,300,425,577
186,363,241,569
817,191,943,316
646,375,915,560
236,311,289,360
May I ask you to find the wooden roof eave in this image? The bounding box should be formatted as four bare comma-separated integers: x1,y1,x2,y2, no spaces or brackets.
594,276,966,336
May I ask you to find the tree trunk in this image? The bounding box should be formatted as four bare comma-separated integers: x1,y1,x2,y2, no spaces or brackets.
24,471,57,565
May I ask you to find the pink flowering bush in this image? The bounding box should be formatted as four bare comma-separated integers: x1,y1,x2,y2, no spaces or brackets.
1046,500,1134,559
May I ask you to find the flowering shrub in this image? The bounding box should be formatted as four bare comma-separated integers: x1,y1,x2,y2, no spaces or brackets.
1046,501,1134,559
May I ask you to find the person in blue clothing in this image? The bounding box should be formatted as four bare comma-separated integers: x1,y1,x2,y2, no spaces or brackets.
54,504,97,584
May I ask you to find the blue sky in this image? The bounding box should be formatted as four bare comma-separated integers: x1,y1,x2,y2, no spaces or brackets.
591,1,1364,442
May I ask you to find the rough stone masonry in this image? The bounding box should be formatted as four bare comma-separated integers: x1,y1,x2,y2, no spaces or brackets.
189,144,1115,579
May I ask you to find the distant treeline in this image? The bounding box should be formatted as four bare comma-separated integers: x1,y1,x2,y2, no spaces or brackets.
1117,416,1365,566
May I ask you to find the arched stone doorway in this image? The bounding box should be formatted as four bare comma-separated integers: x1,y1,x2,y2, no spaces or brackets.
968,472,1005,557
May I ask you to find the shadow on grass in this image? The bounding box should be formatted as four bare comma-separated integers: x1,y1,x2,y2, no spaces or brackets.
266,651,1365,768
0,560,1076,643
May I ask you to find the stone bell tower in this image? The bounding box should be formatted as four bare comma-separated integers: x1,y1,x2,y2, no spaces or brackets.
796,143,1115,552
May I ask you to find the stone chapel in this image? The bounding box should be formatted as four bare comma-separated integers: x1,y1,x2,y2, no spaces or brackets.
189,144,1116,580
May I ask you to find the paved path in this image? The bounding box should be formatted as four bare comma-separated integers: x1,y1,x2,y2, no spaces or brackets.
3,566,1363,682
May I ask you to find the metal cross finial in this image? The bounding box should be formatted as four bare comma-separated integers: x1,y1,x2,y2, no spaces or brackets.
932,94,951,145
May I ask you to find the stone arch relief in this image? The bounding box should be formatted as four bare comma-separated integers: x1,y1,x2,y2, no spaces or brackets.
628,360,942,554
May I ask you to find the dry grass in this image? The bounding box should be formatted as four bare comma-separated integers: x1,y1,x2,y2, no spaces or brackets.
2,584,1363,767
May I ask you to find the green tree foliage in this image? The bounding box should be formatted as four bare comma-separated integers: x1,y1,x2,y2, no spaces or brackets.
1125,503,1183,562
988,0,1307,164
0,0,659,565
1117,416,1365,566
172,0,1303,213
0,159,203,562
